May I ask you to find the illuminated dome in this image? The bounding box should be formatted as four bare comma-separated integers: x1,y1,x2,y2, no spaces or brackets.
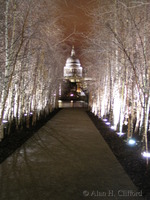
66,57,80,65
64,46,82,78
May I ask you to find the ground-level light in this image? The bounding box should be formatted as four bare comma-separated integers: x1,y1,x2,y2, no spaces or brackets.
117,132,125,136
110,126,115,130
142,151,150,158
2,120,8,123
127,138,136,145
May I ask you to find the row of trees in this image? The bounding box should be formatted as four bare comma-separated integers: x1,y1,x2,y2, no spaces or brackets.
85,0,150,153
0,0,64,140
0,0,149,155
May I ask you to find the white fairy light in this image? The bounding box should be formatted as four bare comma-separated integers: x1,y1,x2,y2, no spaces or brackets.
113,94,121,130
128,138,136,145
110,126,115,130
2,120,8,123
117,132,125,136
124,121,128,125
142,152,150,158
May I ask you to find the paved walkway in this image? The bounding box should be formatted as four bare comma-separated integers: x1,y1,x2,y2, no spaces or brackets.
0,109,144,200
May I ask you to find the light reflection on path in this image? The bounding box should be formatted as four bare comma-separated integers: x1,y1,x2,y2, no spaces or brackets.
0,109,144,200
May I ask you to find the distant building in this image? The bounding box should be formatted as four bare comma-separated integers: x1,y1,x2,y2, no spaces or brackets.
64,46,83,82
59,46,89,104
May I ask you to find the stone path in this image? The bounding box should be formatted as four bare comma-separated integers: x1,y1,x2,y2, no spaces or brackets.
0,108,144,200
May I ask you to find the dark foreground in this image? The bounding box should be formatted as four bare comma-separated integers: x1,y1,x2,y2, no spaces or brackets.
0,109,60,164
87,112,150,199
0,108,144,200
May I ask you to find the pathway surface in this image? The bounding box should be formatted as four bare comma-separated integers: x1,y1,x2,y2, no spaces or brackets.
0,108,144,200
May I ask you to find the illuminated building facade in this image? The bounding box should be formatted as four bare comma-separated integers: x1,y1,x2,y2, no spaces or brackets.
64,46,83,82
60,46,87,101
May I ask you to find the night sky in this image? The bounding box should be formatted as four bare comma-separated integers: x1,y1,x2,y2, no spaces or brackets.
57,0,97,58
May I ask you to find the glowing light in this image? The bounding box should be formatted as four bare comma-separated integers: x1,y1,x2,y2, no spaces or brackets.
59,83,61,96
103,119,107,122
111,126,115,130
101,88,107,117
70,94,74,97
92,103,98,115
128,138,136,145
30,112,33,115
117,132,125,136
58,100,62,102
80,91,85,96
24,113,27,116
106,122,111,125
2,120,8,123
70,100,73,103
113,93,121,130
124,121,128,125
142,152,150,158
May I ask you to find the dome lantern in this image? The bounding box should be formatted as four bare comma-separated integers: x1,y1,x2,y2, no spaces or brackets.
71,45,75,57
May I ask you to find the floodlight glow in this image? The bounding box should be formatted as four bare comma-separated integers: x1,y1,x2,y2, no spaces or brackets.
106,122,111,125
110,126,115,130
142,152,150,158
30,112,33,115
58,100,62,102
2,120,8,123
70,94,74,97
128,138,136,145
113,94,121,130
117,132,125,136
124,121,128,125
24,113,27,116
103,119,107,122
